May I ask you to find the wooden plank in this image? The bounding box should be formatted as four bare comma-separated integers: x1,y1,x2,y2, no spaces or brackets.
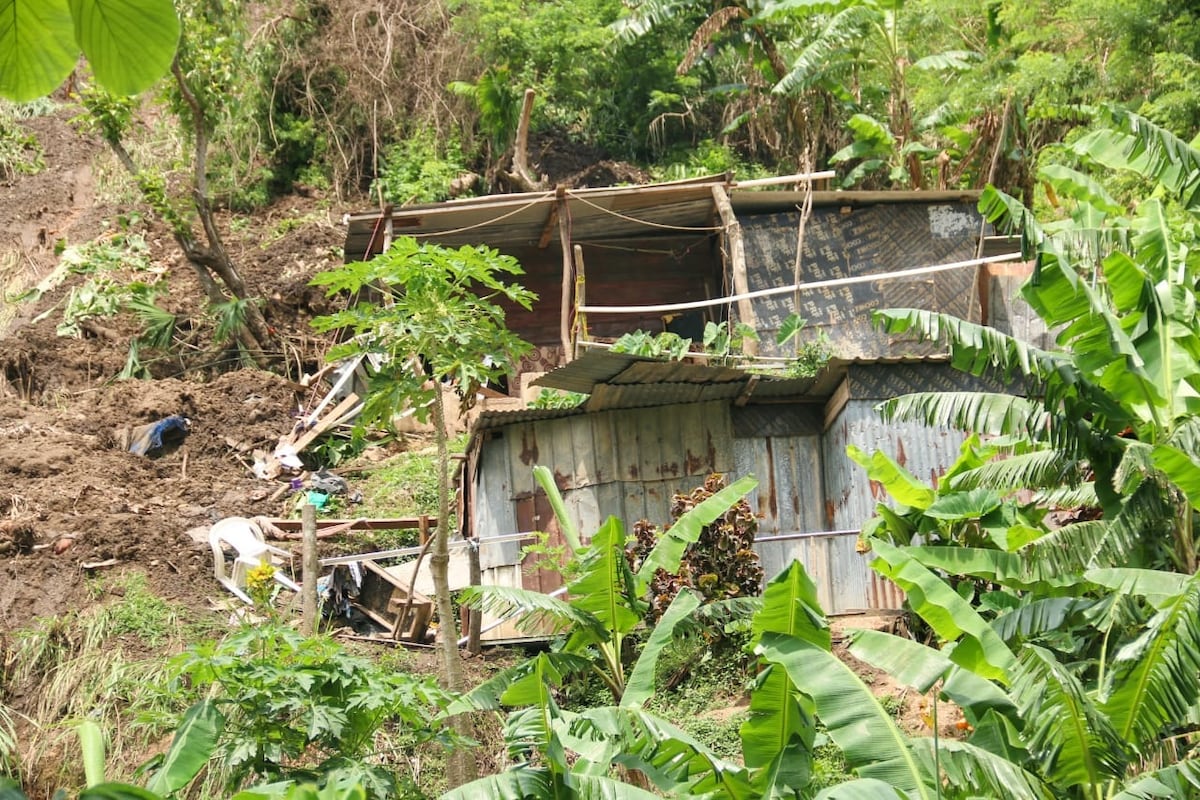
570,413,597,487
824,377,850,431
591,410,619,486
557,186,574,362
636,409,662,486
262,517,432,533
711,184,759,355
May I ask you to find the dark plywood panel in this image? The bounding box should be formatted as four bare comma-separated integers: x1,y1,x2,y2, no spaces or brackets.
741,203,983,358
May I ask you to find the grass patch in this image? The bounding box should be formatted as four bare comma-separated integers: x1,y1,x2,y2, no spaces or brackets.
2,572,199,793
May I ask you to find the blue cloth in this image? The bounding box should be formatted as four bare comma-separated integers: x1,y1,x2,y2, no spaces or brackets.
128,415,190,456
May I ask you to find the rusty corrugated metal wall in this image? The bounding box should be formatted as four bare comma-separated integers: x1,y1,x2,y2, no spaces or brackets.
822,399,969,556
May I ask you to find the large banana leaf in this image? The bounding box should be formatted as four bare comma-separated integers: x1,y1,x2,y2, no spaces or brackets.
1111,759,1200,799
846,445,934,509
849,629,1016,725
900,545,1074,591
1085,568,1190,608
877,391,1050,441
869,539,1015,682
567,517,643,644
568,706,755,799
440,767,553,800
814,779,911,798
1011,645,1130,790
533,465,582,553
910,737,1054,799
635,475,758,582
990,597,1097,643
1076,107,1200,211
458,584,605,640
145,699,224,796
758,633,934,798
444,652,595,716
621,589,700,707
741,561,827,792
1100,571,1200,751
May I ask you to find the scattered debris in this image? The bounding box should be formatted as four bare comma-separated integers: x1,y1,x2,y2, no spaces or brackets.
0,519,36,556
123,415,191,456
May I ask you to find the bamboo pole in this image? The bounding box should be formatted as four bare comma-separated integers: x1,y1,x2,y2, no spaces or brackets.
573,243,587,355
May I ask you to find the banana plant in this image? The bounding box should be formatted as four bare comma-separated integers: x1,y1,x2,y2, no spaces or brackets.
874,108,1200,573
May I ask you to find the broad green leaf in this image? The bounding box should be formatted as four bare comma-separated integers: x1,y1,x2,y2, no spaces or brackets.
911,738,1053,799
759,633,933,797
444,652,593,716
742,562,827,789
924,488,1003,521
1150,444,1200,508
847,445,934,509
78,785,161,800
635,475,757,582
849,630,1016,723
1100,572,1200,748
77,719,106,787
1012,645,1130,788
457,584,604,639
568,517,642,641
70,0,179,96
440,767,553,800
622,589,700,707
1111,759,1200,799
775,312,806,346
869,539,1015,682
146,699,224,796
0,0,75,101
815,778,911,798
533,465,581,553
1085,568,1189,608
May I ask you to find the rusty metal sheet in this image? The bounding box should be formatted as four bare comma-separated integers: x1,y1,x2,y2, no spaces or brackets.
823,399,969,531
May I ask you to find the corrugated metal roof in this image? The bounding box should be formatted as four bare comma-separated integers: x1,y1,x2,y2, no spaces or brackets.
343,182,983,257
471,405,585,432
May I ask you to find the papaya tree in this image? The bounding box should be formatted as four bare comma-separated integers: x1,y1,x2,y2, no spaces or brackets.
0,0,179,101
310,236,536,788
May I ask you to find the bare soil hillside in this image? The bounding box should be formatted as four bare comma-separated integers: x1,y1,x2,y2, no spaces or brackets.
0,106,348,633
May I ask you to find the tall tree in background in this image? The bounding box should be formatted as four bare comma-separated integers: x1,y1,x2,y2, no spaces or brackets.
78,0,278,361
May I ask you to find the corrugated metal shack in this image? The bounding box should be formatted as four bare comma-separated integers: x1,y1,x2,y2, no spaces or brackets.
343,179,999,375
462,351,1006,627
340,179,1038,636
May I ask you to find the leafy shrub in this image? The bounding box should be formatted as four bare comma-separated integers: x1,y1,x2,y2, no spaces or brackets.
610,329,691,360
627,473,763,622
372,129,471,206
170,624,454,795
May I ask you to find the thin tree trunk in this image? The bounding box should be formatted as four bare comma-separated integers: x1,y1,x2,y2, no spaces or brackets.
171,60,278,360
430,385,477,787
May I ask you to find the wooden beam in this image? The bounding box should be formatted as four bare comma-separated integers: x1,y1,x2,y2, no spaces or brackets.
557,185,573,363
711,184,759,356
734,373,760,407
537,203,560,249
823,377,851,432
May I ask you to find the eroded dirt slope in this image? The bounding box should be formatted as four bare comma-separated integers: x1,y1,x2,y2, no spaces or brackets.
0,105,347,631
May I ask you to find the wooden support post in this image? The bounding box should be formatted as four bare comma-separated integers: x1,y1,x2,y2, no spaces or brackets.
418,514,430,545
300,502,319,636
556,185,573,363
711,184,759,356
573,244,587,351
466,539,482,654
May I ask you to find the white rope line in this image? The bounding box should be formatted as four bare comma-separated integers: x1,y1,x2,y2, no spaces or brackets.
408,191,555,238
564,189,724,232
579,251,1025,315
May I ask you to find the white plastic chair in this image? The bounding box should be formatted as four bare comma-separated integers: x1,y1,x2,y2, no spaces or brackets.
208,517,301,604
